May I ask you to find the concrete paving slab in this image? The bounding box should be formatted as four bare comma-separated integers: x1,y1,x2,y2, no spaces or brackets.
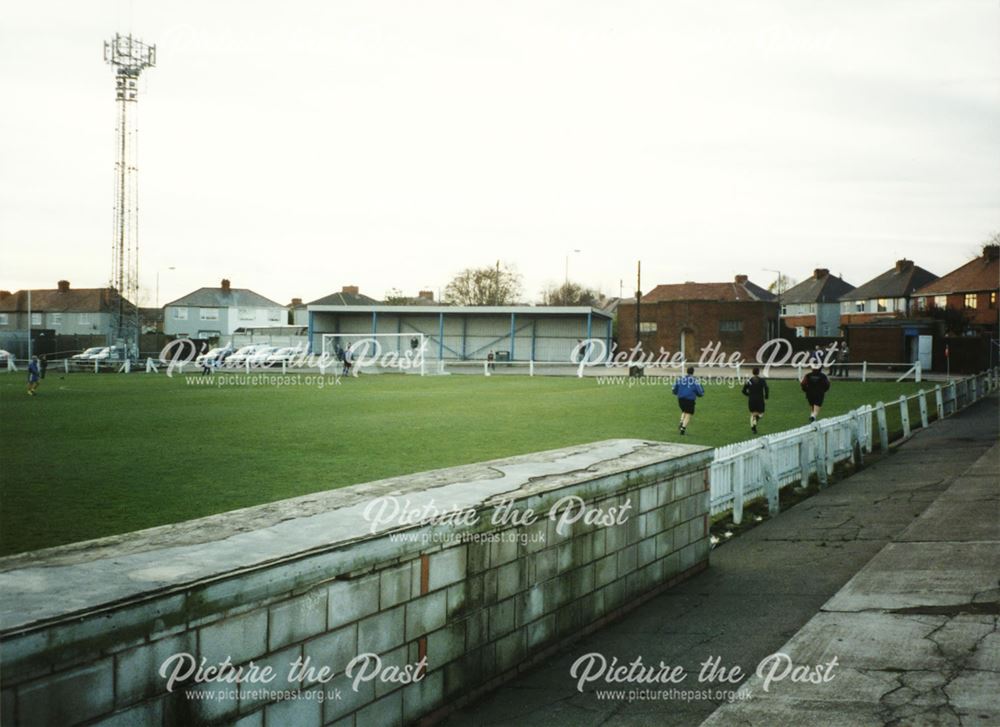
443,396,999,727
702,398,1000,727
823,541,1000,611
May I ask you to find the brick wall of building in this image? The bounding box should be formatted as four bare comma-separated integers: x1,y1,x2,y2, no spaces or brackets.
618,300,778,362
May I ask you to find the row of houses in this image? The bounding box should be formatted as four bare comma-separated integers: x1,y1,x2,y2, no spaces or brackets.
2,246,996,369
617,245,999,370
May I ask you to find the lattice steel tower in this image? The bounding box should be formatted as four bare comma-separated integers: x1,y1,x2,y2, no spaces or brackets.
104,33,155,353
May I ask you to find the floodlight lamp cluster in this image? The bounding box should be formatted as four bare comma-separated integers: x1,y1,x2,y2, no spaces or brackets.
104,33,156,101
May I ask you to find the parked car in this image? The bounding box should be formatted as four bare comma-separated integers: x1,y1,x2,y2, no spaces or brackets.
226,344,270,367
91,346,123,362
247,346,278,366
265,346,303,364
196,345,234,366
71,347,106,360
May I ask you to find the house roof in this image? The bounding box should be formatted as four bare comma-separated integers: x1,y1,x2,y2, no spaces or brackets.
0,287,131,313
307,291,382,306
782,270,855,304
839,260,938,301
164,287,284,309
641,277,775,303
914,247,999,296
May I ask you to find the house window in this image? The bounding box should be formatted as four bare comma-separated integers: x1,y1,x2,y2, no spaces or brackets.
914,297,925,311
173,308,188,320
638,321,657,333
0,313,8,325
933,295,946,309
780,304,788,316
876,298,888,312
719,320,743,333
78,313,92,325
795,326,805,337
239,308,255,321
31,312,42,326
964,293,978,309
200,308,219,321
854,301,865,313
991,292,997,309
268,309,281,322
50,313,62,326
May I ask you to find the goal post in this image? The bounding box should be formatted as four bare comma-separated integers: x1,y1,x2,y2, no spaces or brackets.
320,333,428,376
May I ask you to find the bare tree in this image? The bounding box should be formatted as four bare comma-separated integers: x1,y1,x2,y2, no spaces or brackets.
384,288,409,305
542,281,601,306
767,274,797,295
444,262,522,305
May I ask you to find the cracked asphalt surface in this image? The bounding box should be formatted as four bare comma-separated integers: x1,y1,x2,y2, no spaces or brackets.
440,394,999,727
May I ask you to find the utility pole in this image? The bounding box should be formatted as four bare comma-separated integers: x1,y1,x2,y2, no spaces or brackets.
634,261,642,347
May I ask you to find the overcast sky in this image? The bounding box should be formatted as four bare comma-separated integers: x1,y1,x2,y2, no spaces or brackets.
1,1,998,306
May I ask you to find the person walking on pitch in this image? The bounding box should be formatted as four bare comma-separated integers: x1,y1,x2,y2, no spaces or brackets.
26,355,41,396
741,367,769,434
671,366,704,436
801,364,830,422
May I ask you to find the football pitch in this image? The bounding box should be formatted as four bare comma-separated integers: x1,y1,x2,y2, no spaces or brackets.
0,372,924,555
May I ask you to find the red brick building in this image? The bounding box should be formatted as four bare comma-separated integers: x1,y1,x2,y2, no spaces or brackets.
617,275,778,361
913,244,999,334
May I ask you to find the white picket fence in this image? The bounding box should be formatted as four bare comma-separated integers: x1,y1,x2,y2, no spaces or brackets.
709,367,1000,524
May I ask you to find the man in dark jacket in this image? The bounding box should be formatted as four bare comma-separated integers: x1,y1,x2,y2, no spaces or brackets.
801,365,831,422
741,367,769,434
671,366,705,435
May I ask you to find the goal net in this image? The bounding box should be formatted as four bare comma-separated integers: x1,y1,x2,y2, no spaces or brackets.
321,333,428,376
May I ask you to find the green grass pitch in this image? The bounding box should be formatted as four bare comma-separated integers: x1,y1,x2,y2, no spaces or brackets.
0,372,924,555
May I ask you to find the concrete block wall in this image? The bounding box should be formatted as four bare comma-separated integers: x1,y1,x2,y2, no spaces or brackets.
0,440,712,726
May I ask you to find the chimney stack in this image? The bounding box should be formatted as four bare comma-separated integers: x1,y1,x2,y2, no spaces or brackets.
895,259,912,273
291,297,303,306
342,285,359,295
984,244,999,261
734,274,748,285
418,290,434,301
57,280,70,292
0,290,11,300
221,279,231,292
813,268,829,280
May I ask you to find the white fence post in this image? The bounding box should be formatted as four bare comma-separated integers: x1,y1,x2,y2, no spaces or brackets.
876,402,889,451
529,360,534,377
145,358,158,373
733,458,744,525
799,438,810,487
94,359,99,374
862,361,868,382
934,385,944,420
917,390,929,428
484,360,490,377
915,360,922,383
813,425,828,487
762,440,780,516
899,395,910,438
